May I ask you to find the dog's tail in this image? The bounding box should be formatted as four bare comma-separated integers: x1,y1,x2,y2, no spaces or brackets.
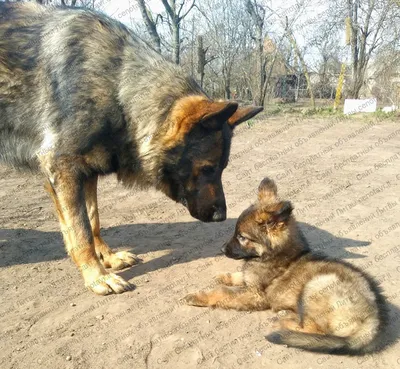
266,331,349,353
266,328,381,355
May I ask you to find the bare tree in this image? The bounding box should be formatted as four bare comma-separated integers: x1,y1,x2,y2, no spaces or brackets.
285,17,315,109
310,23,342,99
265,0,316,108
197,35,217,88
346,0,396,98
135,0,196,63
246,0,267,105
199,0,245,99
160,0,195,64
136,0,162,53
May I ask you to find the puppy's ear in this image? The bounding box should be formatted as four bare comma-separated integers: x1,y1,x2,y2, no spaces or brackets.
227,105,263,128
255,201,293,227
269,201,293,225
258,177,278,204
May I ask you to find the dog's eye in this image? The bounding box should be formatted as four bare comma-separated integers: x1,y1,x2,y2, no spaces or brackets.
201,166,216,175
237,234,247,243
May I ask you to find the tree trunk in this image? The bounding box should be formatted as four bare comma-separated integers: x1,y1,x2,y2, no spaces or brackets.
225,80,231,99
197,36,205,88
172,22,180,64
137,0,162,53
223,67,231,99
260,32,287,105
350,77,363,99
349,0,359,85
246,0,266,106
256,30,263,106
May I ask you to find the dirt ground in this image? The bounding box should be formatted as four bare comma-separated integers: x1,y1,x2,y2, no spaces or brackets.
1,115,400,369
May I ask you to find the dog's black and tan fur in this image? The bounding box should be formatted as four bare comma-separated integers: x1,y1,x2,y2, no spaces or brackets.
185,178,388,355
0,3,263,295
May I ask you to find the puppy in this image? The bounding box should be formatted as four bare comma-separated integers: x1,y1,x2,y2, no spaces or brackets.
185,177,388,354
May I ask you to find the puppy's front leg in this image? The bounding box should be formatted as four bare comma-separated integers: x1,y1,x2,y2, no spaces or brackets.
215,272,245,286
184,286,269,311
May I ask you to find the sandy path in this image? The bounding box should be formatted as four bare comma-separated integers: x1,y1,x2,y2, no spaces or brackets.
1,115,399,369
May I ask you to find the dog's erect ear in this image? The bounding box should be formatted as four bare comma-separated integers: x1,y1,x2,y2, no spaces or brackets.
270,201,293,225
258,177,278,204
164,96,239,145
200,101,239,130
256,201,293,227
228,105,263,128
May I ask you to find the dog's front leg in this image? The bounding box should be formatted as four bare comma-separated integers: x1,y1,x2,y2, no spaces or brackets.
184,286,269,311
45,172,133,295
215,272,245,286
84,175,138,270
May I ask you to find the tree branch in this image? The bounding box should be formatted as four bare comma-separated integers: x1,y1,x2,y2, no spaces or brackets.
161,0,175,20
136,0,161,52
179,0,196,21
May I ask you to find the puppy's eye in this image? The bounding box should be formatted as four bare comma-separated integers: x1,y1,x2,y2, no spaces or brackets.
237,234,247,243
201,166,216,175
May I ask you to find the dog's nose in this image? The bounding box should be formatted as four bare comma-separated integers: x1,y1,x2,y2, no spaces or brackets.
212,209,226,222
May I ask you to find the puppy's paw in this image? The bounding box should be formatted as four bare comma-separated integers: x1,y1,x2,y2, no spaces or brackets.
184,292,209,307
215,273,232,285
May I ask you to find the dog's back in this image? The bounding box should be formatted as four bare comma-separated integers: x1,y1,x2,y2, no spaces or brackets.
0,3,201,171
1,3,127,169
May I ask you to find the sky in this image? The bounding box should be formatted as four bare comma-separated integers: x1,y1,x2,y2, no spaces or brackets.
101,0,164,27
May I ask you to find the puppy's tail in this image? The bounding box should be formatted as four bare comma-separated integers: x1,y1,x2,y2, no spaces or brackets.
266,330,371,355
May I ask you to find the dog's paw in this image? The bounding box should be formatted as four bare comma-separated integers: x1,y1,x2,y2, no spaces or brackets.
184,293,208,307
103,251,139,270
85,271,135,295
215,273,232,285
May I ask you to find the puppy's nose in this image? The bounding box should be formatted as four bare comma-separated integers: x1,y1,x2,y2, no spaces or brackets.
221,244,227,254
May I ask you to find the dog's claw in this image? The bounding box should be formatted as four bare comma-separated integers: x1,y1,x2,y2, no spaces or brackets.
86,272,135,295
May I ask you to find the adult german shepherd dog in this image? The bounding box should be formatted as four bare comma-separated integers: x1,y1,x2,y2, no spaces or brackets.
185,178,388,355
0,3,263,295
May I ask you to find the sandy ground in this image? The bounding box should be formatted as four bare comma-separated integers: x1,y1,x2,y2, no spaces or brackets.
1,115,400,369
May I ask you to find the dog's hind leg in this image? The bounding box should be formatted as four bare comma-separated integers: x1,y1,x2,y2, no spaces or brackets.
184,286,269,311
44,170,133,295
84,175,138,270
278,314,323,334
